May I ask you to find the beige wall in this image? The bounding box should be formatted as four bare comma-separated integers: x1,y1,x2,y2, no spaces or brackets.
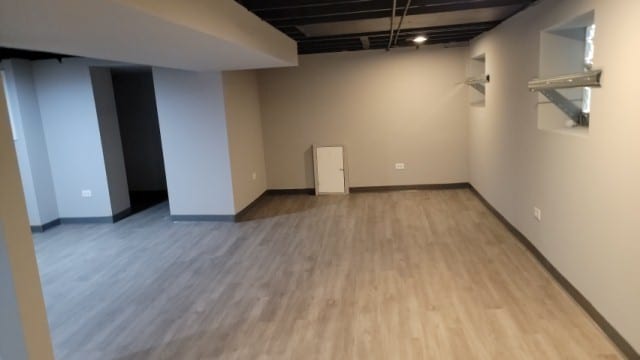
470,0,640,352
258,47,469,189
223,70,268,212
0,72,54,359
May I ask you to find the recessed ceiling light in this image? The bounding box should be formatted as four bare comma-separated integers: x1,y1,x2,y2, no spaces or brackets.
412,35,428,44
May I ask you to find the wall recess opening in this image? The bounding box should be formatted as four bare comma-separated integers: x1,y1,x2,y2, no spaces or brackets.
466,53,487,107
534,10,597,135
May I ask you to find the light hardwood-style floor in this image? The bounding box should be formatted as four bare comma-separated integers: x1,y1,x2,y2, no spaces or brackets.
33,189,623,359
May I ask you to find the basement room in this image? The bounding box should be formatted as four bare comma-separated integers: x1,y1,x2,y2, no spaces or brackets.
0,0,638,359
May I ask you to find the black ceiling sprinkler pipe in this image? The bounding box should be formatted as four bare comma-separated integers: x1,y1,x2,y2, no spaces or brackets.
392,0,412,47
386,0,397,51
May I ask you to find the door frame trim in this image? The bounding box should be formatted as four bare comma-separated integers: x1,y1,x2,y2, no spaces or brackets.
312,144,349,196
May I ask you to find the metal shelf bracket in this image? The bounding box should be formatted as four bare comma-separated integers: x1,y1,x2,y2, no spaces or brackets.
528,70,602,127
528,70,601,91
539,89,589,126
464,74,490,95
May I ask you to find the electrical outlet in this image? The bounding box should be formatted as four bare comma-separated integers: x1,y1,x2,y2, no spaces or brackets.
533,207,542,221
252,172,257,181
81,189,92,198
395,163,405,170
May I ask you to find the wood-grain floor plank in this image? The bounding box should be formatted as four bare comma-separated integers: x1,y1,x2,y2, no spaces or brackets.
33,189,623,359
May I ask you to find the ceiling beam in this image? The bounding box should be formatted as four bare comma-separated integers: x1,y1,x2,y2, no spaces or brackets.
296,21,500,43
242,0,532,26
298,30,484,48
0,47,70,61
299,38,470,54
237,0,536,54
299,33,477,52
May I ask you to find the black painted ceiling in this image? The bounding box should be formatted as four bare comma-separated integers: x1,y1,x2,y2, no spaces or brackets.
236,0,536,54
0,47,70,62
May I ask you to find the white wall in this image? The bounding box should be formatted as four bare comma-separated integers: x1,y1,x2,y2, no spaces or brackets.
258,47,469,189
470,0,640,352
0,0,297,71
90,67,130,215
153,68,235,216
33,60,115,218
222,70,267,212
116,0,298,69
1,60,58,227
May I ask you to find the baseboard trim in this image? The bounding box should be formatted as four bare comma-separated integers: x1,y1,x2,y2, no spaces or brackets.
265,188,315,195
350,182,471,193
31,208,131,232
234,191,268,222
30,218,61,233
60,217,115,224
112,208,132,223
264,183,471,195
469,186,639,360
170,214,235,222
59,207,132,225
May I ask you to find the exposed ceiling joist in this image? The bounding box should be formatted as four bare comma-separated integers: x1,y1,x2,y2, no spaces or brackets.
296,21,499,42
0,47,70,62
239,0,532,26
237,0,536,54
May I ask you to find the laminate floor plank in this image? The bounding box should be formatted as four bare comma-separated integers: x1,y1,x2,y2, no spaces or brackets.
33,189,623,359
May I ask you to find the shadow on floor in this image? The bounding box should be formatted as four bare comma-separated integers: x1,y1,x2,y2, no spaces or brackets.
235,193,346,222
129,191,168,215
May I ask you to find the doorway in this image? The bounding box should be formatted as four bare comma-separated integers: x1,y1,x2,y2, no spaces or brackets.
313,145,349,195
111,68,168,214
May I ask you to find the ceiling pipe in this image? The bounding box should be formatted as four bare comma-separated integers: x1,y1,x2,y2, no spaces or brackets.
386,0,397,51
392,0,412,47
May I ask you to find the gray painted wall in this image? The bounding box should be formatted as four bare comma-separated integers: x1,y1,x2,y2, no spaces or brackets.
33,60,114,218
0,225,28,360
90,67,130,214
222,70,267,212
258,47,469,189
469,0,640,351
1,60,58,226
152,67,235,216
0,74,54,358
2,63,40,225
112,70,166,192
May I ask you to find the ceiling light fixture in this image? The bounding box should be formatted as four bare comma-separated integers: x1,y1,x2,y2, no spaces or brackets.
412,35,428,44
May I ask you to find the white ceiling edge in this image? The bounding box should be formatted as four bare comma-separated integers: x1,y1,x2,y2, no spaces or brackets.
0,0,298,71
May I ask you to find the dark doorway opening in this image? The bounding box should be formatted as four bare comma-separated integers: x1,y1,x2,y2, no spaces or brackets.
111,68,168,214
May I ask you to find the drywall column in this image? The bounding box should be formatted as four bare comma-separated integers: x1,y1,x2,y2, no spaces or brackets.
1,60,58,229
32,59,122,220
90,68,130,217
0,72,55,360
222,70,267,212
152,67,235,219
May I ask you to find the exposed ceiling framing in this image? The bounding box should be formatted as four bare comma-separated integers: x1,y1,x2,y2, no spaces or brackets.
236,0,536,54
0,47,70,62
